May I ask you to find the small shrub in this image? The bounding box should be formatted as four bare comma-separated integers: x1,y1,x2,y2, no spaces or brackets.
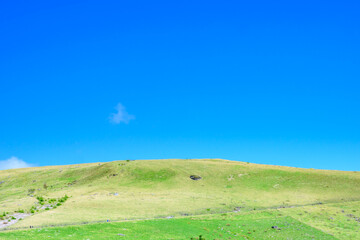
59,194,69,203
45,207,50,210
190,235,205,240
36,196,44,202
28,189,35,194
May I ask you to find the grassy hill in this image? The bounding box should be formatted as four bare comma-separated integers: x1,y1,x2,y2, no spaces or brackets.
0,159,359,239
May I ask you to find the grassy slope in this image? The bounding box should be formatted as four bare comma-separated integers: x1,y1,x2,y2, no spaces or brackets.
0,158,359,236
0,211,338,240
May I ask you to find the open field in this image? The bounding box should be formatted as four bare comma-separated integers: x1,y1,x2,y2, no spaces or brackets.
1,201,360,239
0,159,359,239
0,210,337,239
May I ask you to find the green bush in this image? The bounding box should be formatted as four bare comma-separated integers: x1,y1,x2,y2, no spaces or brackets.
36,196,44,202
59,194,69,203
190,235,205,240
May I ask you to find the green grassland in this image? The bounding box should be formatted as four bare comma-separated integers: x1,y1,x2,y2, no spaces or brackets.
0,159,359,239
1,201,360,239
0,210,338,239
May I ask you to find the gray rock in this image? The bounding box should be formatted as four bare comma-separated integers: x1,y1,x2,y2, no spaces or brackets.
190,175,202,180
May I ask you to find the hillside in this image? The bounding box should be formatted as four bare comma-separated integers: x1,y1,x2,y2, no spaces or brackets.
0,159,359,235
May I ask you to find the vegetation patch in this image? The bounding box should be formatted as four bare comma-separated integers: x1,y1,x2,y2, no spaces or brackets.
131,168,176,182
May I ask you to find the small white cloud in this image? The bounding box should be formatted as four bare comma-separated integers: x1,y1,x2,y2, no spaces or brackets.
109,103,135,124
0,157,33,170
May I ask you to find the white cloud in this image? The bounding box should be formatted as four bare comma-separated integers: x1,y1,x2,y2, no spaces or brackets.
0,157,33,170
109,103,135,124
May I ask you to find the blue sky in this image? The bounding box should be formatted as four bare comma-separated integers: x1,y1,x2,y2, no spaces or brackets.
0,0,359,170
